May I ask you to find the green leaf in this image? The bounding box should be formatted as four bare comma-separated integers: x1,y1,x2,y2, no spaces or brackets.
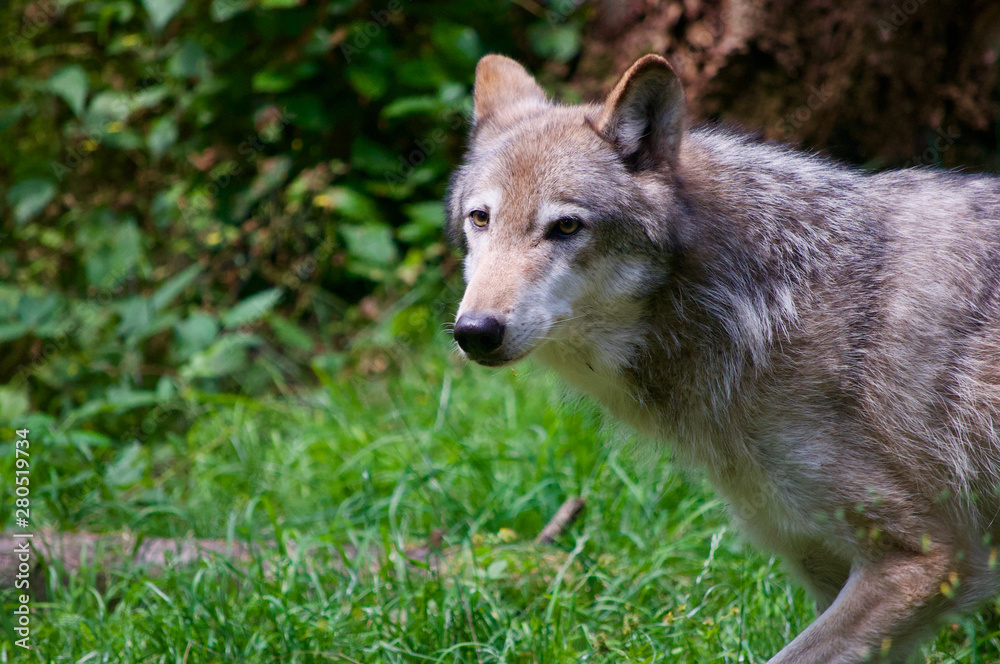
211,0,250,20
141,0,185,31
181,333,259,379
86,91,131,131
47,65,89,116
380,95,444,120
282,95,330,132
147,115,178,160
68,430,111,461
156,375,177,401
327,186,381,222
399,201,444,243
311,353,347,380
7,178,56,225
118,296,153,340
105,442,147,487
341,224,398,267
431,22,482,66
151,264,203,311
0,323,30,344
349,137,401,176
174,313,219,356
131,86,170,110
17,293,64,329
396,60,449,90
81,217,143,289
0,104,27,130
167,39,210,79
486,559,508,580
0,386,29,422
270,315,313,351
222,288,283,328
252,71,294,93
106,387,160,410
394,58,450,92
346,66,389,99
232,156,293,220
68,390,159,423
529,24,580,63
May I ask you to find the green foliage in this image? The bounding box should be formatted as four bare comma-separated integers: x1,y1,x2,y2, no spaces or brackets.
0,0,589,429
6,178,56,225
2,335,999,661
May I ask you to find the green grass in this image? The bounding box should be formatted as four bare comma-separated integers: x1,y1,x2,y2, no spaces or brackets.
2,326,999,662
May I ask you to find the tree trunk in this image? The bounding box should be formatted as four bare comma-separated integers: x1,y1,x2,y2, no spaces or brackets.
574,0,1000,169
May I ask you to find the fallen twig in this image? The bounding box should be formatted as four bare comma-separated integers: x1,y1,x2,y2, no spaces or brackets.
0,503,583,593
534,497,586,545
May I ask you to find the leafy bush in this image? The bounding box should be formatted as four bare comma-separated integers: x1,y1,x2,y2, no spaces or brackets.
0,0,586,431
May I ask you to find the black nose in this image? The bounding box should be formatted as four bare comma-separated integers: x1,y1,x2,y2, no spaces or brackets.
453,313,506,357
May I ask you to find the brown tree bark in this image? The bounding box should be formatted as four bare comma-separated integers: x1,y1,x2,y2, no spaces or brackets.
573,0,1000,169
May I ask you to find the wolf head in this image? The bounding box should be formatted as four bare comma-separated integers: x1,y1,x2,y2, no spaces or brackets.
448,54,687,367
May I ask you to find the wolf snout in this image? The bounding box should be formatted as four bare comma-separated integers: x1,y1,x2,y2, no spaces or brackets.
454,313,506,358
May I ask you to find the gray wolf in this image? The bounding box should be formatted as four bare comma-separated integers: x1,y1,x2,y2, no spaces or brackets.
446,53,1000,662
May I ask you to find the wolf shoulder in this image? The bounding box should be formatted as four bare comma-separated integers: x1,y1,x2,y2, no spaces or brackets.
684,127,1000,263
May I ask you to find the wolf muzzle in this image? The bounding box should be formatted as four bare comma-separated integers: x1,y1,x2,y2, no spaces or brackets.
454,313,506,359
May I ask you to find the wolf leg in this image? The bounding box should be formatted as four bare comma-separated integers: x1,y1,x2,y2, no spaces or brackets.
790,548,852,615
767,547,953,664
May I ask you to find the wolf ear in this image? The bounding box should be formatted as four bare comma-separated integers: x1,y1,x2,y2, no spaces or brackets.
473,54,548,129
596,55,685,170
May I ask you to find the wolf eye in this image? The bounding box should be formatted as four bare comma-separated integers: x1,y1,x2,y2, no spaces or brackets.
552,217,583,238
470,210,490,228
